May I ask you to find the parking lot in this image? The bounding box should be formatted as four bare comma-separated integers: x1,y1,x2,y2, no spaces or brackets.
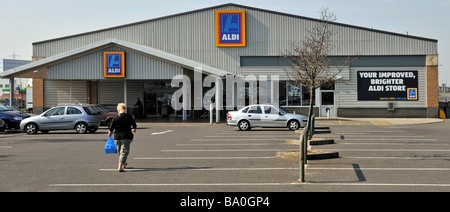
0,119,449,192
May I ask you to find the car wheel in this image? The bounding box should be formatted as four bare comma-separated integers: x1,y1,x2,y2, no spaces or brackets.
89,127,98,133
238,120,251,131
105,119,112,128
288,120,300,131
25,123,38,135
75,122,88,134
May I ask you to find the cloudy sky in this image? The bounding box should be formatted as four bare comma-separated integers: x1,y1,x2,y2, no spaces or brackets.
1,0,449,84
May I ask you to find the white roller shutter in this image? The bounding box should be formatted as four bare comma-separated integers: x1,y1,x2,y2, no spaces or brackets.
98,80,124,105
44,80,86,108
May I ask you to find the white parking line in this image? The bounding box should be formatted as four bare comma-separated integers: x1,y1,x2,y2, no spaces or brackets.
99,167,297,171
151,130,173,135
161,149,298,152
176,143,285,146
346,156,450,160
309,167,450,171
49,182,450,187
49,182,296,187
343,138,436,141
205,135,298,138
340,143,447,146
314,148,450,152
0,146,12,149
134,156,276,160
307,183,450,187
190,138,287,141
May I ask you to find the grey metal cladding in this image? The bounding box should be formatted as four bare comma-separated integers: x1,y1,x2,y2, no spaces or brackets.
34,4,438,76
48,46,182,80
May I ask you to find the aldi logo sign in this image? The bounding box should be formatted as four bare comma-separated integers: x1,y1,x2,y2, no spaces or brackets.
104,52,125,78
215,10,246,47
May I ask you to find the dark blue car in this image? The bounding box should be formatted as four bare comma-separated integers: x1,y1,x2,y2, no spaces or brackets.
0,104,30,130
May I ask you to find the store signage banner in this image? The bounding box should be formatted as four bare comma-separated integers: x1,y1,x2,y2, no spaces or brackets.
357,71,418,101
215,10,246,47
104,52,125,78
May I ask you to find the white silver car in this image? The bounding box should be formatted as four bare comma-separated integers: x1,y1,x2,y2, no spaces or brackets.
227,104,307,131
20,105,100,134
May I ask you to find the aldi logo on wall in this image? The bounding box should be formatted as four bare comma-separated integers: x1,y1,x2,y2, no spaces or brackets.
103,52,125,78
215,10,246,47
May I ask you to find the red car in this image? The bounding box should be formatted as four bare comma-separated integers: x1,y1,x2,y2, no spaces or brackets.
90,105,118,127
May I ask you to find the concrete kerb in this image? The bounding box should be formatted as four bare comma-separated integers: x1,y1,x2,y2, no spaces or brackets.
315,117,444,125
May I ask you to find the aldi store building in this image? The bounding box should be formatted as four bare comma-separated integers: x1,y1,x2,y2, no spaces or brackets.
0,3,439,119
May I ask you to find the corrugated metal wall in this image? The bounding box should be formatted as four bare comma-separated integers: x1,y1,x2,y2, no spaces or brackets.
33,4,438,76
98,80,142,109
48,46,182,80
44,80,86,108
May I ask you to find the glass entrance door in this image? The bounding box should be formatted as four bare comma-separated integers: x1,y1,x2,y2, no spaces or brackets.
319,83,336,117
143,81,178,117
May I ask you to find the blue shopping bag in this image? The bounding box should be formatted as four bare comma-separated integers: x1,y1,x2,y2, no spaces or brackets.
105,137,117,154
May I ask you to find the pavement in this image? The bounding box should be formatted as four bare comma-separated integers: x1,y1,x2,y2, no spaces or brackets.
315,117,444,126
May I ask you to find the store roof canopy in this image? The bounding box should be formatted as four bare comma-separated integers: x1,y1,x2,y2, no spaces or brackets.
0,38,230,78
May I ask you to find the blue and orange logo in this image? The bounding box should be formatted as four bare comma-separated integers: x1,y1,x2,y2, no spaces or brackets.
103,52,125,78
215,10,246,47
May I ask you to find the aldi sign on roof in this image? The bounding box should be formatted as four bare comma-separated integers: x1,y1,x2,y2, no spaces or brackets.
215,10,246,47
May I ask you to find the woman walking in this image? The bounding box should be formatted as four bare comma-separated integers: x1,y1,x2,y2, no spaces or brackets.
108,103,137,172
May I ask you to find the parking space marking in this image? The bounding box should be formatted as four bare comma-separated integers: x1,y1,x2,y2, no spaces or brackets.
342,138,436,141
0,146,12,149
309,167,450,171
205,135,298,138
151,130,173,135
340,142,448,146
346,156,450,160
99,167,297,172
314,148,450,152
161,148,298,152
190,138,287,141
49,182,450,188
307,183,450,187
177,143,287,146
49,182,296,187
134,156,276,160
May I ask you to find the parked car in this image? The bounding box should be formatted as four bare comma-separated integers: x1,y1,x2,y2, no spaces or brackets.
20,105,100,134
227,104,307,131
0,104,31,131
90,104,117,127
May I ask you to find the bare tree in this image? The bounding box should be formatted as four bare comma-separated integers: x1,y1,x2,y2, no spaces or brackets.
283,7,355,138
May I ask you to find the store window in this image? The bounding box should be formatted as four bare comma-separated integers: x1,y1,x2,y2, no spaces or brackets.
279,81,315,106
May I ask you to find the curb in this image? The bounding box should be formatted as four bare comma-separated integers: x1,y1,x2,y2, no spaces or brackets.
286,138,335,145
276,150,339,160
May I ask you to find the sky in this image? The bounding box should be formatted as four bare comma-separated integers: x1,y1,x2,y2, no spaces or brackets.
1,0,449,84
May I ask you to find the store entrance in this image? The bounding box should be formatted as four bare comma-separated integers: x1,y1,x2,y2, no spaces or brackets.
319,82,336,117
143,81,178,117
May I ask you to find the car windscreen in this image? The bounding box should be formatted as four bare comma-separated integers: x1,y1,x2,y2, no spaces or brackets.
83,106,99,115
0,104,11,112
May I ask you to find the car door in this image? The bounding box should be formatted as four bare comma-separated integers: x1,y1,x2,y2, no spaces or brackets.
40,107,66,130
261,106,286,127
247,105,262,127
64,107,83,129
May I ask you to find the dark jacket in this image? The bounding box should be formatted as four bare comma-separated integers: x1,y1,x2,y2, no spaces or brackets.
109,113,137,140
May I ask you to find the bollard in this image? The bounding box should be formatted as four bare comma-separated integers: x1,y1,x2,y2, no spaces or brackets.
299,127,307,183
309,114,315,139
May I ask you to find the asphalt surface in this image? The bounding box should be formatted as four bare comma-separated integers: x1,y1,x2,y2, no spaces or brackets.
0,119,449,192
